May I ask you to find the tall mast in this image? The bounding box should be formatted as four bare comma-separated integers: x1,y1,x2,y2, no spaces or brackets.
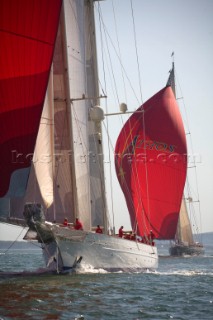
59,2,78,220
166,53,176,97
87,0,108,232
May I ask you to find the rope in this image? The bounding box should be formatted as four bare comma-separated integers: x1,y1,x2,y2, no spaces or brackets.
130,0,143,105
176,70,203,237
96,4,140,105
2,226,26,254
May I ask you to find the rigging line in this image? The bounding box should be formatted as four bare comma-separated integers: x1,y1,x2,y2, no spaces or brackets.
97,5,140,106
2,226,26,254
96,2,107,98
96,4,118,107
0,29,55,46
111,0,128,104
185,177,200,235
104,114,149,233
99,12,120,105
97,3,148,234
98,2,115,232
103,106,116,231
71,105,107,223
71,107,90,216
34,224,55,261
90,124,108,224
103,120,148,236
96,1,115,231
130,0,150,234
102,120,136,213
141,113,152,232
176,72,200,198
130,0,143,105
54,106,68,186
176,71,202,231
118,107,150,235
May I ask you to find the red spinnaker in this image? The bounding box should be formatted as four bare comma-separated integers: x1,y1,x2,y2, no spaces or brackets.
115,87,187,239
0,0,62,197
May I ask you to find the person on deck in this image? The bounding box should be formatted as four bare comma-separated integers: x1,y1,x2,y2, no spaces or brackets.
118,226,124,238
95,225,103,234
63,218,68,226
74,218,83,230
148,230,155,246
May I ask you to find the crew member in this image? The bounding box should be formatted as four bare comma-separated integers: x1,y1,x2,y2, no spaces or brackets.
118,226,124,238
74,218,83,230
63,218,68,226
95,225,103,234
149,230,155,246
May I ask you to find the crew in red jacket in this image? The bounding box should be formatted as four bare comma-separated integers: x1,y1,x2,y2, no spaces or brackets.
63,218,68,226
118,226,124,238
74,218,83,230
95,225,103,234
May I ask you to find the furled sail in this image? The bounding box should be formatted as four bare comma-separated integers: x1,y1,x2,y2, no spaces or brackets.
0,0,62,199
115,86,187,239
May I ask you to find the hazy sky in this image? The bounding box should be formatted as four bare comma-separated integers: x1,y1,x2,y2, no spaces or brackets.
0,0,212,241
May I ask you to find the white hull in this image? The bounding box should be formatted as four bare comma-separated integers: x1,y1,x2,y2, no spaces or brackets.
41,224,158,272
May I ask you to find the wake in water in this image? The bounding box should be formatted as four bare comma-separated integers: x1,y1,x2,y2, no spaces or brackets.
0,267,57,279
155,269,213,276
0,264,158,277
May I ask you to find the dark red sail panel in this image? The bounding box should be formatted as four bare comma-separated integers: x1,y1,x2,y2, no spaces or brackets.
115,87,187,239
0,0,62,197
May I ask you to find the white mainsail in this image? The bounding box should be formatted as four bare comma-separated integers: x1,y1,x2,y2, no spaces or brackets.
63,0,107,230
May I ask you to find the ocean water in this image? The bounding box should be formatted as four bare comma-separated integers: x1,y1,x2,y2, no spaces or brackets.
0,234,212,320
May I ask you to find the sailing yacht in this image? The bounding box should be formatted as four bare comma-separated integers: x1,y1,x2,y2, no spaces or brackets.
0,0,187,272
169,198,204,256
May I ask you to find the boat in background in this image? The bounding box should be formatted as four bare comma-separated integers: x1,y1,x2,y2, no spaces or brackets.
0,0,187,272
169,197,204,256
167,60,204,256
